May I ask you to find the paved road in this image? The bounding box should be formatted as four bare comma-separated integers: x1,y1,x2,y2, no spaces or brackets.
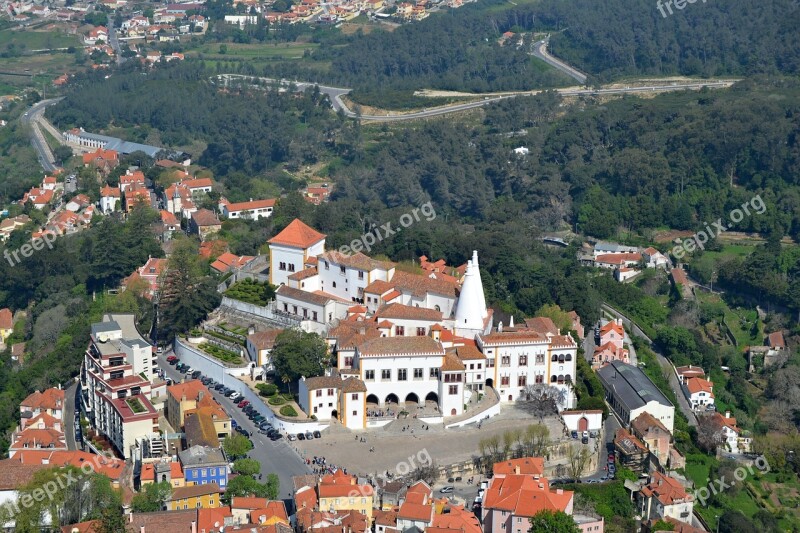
155,352,312,498
215,74,737,123
531,37,588,85
21,98,62,172
107,24,127,65
64,381,79,451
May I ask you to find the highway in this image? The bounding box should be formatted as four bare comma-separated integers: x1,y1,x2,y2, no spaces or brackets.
530,37,588,85
155,351,312,500
21,98,63,172
215,74,737,123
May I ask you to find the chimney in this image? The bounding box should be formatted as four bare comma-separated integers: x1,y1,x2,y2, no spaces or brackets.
141,527,145,533
198,391,205,402
191,521,197,533
497,322,503,333
129,513,134,523
509,315,514,328
725,411,731,419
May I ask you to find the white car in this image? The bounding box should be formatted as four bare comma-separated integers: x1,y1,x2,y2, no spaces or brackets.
439,486,454,494
230,392,242,401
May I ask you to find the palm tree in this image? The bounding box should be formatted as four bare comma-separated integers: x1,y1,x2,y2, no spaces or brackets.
281,373,291,397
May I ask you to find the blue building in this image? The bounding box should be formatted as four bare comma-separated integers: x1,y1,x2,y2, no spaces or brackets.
178,445,229,489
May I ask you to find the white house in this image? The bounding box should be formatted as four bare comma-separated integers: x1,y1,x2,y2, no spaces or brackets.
639,471,694,523
683,376,714,411
317,250,395,304
245,329,282,370
219,197,276,221
642,247,669,269
268,219,326,287
99,184,121,213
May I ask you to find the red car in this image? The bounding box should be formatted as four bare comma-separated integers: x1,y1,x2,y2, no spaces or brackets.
166,355,177,363
238,400,250,408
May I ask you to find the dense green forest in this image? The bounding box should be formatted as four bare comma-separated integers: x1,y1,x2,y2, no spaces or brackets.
47,63,354,177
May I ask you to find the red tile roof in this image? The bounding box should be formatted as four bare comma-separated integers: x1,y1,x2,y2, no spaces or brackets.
21,388,65,411
224,198,276,212
640,471,692,506
0,308,12,330
483,475,572,518
492,457,544,477
268,219,325,248
685,377,714,395
375,303,442,322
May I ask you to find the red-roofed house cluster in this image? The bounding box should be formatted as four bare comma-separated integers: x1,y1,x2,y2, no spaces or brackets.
9,387,67,458
581,241,670,282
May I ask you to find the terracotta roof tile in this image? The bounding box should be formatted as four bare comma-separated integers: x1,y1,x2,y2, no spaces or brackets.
375,303,442,322
268,219,326,248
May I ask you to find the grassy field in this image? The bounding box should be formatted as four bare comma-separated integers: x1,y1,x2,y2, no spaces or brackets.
0,29,79,50
187,42,320,61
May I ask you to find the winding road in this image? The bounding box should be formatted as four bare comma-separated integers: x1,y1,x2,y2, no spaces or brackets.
531,37,588,85
21,97,63,173
216,74,737,122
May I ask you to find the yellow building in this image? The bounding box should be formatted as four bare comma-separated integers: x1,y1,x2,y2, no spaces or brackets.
0,308,13,341
166,381,231,441
166,483,220,510
317,470,374,520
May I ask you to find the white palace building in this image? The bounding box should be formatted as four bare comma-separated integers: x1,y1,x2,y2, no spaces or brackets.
270,219,578,429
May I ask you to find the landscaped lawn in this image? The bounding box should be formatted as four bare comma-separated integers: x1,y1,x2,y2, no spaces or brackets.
199,342,243,364
224,279,274,306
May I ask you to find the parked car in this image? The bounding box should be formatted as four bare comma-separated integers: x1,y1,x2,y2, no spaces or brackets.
157,346,164,354
447,477,455,483
258,428,271,435
589,430,599,438
288,434,297,441
224,389,235,397
175,363,185,371
214,383,225,391
238,400,250,408
235,427,250,438
270,433,283,441
231,419,238,428
191,371,202,379
230,392,242,401
581,436,589,444
313,430,321,439
439,486,454,494
165,378,173,386
571,431,578,439
166,355,177,363
608,453,615,461
305,431,314,440
455,476,463,482
297,433,305,440
582,431,589,439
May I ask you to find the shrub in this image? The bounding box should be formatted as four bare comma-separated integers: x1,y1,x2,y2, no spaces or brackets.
268,396,285,406
279,405,298,417
257,383,278,397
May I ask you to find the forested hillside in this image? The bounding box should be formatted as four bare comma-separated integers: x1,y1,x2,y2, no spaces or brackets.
266,0,800,94
48,63,352,176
